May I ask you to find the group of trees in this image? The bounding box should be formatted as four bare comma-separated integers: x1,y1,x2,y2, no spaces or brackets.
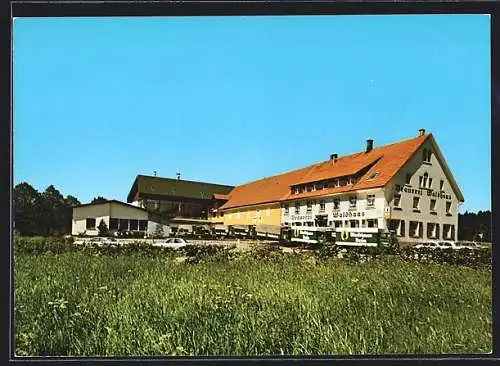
458,210,492,242
14,182,106,237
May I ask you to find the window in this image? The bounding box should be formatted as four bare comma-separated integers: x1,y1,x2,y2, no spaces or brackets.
118,219,129,231
440,180,444,191
367,172,379,180
339,178,348,187
319,200,326,212
388,219,405,237
316,183,324,190
86,218,96,229
109,218,118,230
306,185,313,192
420,173,428,188
349,196,357,209
423,148,432,163
295,202,300,214
129,219,139,231
428,178,433,189
293,186,299,195
334,221,342,228
367,194,375,207
413,197,420,210
430,199,437,212
393,194,401,208
367,219,378,228
306,201,313,213
409,221,423,238
333,198,340,210
350,220,359,228
348,176,356,185
299,186,305,194
427,223,440,239
284,204,289,215
443,224,455,240
266,208,271,217
405,173,411,185
139,220,148,231
446,201,452,214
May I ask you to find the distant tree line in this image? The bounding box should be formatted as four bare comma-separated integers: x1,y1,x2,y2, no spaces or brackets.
13,182,106,237
458,210,491,242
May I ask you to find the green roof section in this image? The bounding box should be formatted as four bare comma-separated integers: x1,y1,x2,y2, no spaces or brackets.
127,175,234,203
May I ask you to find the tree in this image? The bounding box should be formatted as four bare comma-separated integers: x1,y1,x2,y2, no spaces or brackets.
91,196,107,204
14,182,82,237
13,182,42,236
40,185,67,236
153,223,164,238
97,219,109,237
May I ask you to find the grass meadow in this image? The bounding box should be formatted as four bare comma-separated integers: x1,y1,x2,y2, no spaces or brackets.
14,249,491,356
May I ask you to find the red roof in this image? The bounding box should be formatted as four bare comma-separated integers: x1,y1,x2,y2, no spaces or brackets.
220,133,431,210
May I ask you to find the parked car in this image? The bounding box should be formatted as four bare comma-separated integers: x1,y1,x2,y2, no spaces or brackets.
437,241,457,249
454,241,479,249
153,237,189,250
414,241,440,249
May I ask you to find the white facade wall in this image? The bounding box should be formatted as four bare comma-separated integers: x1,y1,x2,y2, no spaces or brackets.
384,139,461,243
281,188,387,229
72,202,149,236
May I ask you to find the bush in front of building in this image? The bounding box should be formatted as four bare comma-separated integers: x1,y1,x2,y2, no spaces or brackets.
97,220,109,237
14,236,75,255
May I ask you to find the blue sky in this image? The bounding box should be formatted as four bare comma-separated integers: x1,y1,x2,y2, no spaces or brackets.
13,15,490,212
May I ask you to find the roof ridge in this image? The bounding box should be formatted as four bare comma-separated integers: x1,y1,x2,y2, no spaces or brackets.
137,174,234,188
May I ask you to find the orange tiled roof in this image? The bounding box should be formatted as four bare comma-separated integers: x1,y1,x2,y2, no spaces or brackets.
220,134,430,210
219,165,317,210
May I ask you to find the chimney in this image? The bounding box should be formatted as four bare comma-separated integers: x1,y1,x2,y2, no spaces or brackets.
418,128,426,137
330,153,338,162
366,139,373,153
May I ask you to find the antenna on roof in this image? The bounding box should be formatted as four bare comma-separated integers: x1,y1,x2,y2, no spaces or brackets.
176,172,181,180
154,171,157,177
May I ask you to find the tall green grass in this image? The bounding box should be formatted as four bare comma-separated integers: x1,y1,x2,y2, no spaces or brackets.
14,252,491,356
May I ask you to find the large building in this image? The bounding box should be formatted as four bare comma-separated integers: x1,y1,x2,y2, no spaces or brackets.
127,174,234,220
214,129,464,244
72,176,234,236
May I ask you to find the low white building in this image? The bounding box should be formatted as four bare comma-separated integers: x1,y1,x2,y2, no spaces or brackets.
72,200,170,237
280,129,463,245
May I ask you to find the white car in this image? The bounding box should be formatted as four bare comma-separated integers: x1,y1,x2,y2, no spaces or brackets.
153,237,188,250
454,241,479,249
414,241,440,249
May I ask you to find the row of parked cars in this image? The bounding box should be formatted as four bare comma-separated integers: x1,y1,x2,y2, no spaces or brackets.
413,240,487,250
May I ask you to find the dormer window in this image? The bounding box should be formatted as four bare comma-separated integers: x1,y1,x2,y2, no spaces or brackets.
293,186,299,195
306,185,313,192
367,172,379,180
316,182,323,190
